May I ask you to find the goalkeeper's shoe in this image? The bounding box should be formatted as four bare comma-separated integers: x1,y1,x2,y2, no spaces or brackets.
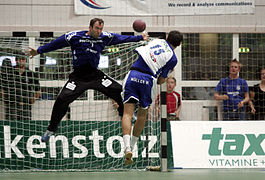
41,130,55,142
124,147,133,165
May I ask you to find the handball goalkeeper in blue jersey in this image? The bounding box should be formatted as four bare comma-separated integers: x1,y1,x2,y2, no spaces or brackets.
26,18,148,142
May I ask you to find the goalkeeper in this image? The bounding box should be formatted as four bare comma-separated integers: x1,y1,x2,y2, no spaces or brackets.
121,30,183,165
26,18,148,142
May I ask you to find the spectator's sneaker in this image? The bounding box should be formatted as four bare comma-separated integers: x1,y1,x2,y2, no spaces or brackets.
124,147,133,165
41,130,55,142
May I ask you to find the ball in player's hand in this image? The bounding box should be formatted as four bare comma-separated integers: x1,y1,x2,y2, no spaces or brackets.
133,20,146,32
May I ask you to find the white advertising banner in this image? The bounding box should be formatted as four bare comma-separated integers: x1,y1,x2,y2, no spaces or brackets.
171,121,265,168
74,0,255,16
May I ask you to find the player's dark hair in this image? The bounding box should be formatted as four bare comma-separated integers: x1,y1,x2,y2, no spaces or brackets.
167,31,183,47
90,18,104,27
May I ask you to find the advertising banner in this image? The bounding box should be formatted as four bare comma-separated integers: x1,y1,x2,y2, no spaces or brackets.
171,121,265,168
74,0,255,16
0,121,159,170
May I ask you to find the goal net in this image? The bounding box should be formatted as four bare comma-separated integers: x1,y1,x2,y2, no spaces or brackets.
0,36,161,171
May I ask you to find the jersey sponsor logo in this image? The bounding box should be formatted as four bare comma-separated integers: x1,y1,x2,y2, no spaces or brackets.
227,91,239,96
66,81,76,90
80,0,111,10
150,53,156,62
79,39,103,43
102,77,112,87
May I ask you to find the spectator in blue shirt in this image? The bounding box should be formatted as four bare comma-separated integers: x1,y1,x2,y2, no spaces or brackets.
214,59,249,121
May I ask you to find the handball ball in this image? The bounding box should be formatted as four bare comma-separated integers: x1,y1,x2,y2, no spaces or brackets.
133,20,146,32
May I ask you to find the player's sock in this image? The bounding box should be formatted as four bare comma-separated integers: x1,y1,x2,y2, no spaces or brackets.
123,134,131,150
130,135,139,151
123,135,133,165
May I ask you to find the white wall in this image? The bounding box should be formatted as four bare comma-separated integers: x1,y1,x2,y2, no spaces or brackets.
0,0,264,33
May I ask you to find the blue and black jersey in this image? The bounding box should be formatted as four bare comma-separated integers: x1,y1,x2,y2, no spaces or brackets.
37,30,143,69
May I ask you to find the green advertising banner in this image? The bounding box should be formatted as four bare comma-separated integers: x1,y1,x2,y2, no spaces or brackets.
0,120,160,171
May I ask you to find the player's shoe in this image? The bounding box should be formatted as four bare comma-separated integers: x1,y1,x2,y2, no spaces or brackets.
124,147,133,165
41,130,55,142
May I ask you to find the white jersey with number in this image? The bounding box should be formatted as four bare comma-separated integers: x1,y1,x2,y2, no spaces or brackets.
134,39,177,77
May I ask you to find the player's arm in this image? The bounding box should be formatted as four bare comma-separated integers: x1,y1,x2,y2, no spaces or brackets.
107,33,147,45
158,55,178,84
26,34,69,58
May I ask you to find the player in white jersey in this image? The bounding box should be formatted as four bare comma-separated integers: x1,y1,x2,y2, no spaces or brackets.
121,31,183,165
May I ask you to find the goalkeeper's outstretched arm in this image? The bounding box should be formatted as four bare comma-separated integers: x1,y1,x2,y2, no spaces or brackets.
26,34,69,58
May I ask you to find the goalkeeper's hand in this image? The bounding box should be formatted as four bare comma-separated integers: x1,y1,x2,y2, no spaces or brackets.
142,32,149,41
26,47,38,58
